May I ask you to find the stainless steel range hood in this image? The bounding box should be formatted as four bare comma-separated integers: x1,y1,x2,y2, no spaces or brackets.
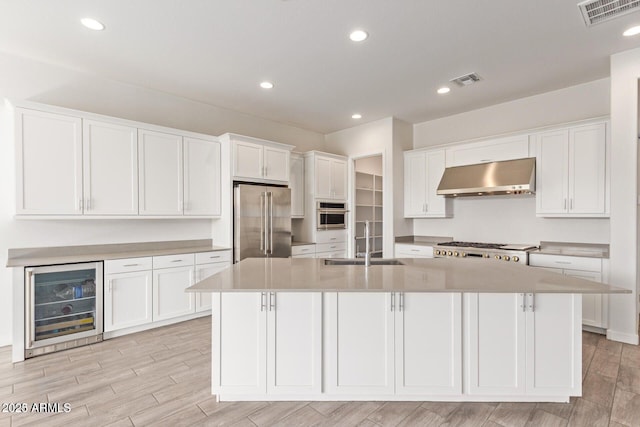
436,157,536,197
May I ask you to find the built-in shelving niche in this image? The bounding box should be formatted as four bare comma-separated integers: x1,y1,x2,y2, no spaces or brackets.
354,156,383,258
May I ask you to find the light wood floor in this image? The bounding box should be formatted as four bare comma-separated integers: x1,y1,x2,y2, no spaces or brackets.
1,317,639,426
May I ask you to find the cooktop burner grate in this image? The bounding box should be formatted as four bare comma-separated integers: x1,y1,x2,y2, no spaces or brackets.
437,241,505,249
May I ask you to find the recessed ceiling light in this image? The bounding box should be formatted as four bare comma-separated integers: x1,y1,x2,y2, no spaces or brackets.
349,30,368,42
259,81,274,89
352,114,362,119
81,18,105,31
437,86,451,95
623,25,640,36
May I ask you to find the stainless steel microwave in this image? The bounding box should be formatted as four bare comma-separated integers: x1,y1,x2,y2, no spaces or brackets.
317,202,348,230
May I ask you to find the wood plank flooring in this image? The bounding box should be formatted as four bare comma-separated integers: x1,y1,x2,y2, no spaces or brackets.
0,317,638,426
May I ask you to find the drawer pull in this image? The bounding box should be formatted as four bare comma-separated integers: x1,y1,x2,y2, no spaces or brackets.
171,259,184,263
123,264,139,267
411,249,419,252
209,256,221,259
554,261,571,265
330,246,336,249
330,238,337,241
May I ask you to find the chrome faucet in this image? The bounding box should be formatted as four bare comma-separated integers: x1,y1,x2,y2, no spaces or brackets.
356,220,372,267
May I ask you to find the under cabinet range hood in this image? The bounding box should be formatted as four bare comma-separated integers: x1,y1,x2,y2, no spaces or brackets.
436,157,536,197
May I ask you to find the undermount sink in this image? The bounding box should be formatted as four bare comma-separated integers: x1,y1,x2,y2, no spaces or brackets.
323,258,405,266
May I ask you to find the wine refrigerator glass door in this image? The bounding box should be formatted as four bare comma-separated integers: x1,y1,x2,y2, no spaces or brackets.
25,262,103,350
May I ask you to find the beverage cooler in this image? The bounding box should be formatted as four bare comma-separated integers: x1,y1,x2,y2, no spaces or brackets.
25,262,103,358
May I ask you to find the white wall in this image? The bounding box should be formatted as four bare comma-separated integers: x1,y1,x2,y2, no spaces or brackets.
412,79,611,246
0,52,325,347
414,78,610,148
608,48,639,344
354,156,382,175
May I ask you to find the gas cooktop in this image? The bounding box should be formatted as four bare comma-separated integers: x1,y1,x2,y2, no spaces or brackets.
437,241,537,251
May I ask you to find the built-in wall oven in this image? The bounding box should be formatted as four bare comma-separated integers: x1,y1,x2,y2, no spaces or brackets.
25,262,103,358
317,201,348,230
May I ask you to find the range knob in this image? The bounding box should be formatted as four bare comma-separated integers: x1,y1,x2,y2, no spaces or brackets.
435,250,441,255
461,252,467,258
483,253,489,258
447,251,453,256
453,251,459,257
512,256,520,263
495,255,502,260
503,256,511,261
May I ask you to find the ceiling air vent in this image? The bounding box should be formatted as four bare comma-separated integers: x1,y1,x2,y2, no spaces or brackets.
450,73,481,87
578,0,640,27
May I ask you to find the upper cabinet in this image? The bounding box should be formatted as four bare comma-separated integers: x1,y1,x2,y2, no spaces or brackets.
289,153,305,218
404,149,451,218
307,152,347,200
12,102,221,218
16,108,83,215
137,130,184,216
184,137,221,216
445,135,530,167
533,122,608,217
227,134,294,184
83,120,138,215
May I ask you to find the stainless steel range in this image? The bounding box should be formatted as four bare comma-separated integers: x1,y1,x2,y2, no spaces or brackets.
434,241,538,265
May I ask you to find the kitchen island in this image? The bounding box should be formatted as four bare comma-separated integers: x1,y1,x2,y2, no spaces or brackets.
186,257,629,403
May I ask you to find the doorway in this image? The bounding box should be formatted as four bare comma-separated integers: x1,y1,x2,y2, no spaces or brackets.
354,155,383,258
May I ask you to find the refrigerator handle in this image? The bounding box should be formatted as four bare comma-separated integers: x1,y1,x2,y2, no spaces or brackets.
259,193,265,253
269,192,274,254
263,192,269,255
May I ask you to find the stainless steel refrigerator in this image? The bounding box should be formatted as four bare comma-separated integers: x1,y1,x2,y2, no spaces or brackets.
234,183,292,263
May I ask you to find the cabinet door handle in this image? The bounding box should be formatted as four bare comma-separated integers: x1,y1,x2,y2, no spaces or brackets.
520,293,526,312
391,293,394,312
570,199,573,210
564,198,567,210
269,292,276,311
78,197,84,211
399,293,404,312
108,279,113,292
260,292,266,311
86,198,91,211
425,203,428,212
528,293,535,312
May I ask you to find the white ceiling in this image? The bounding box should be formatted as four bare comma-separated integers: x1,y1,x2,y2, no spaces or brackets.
1,0,640,134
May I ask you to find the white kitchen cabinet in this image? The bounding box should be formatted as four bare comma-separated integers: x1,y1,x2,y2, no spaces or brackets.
138,129,184,216
15,108,83,215
403,149,451,218
153,264,195,321
104,268,153,332
183,137,221,217
394,243,434,258
308,152,347,200
194,252,231,312
228,134,293,183
535,122,608,217
291,244,315,258
290,153,305,217
529,253,607,329
83,120,138,215
466,293,581,397
395,293,461,395
445,134,530,167
325,292,395,395
212,292,322,396
467,293,526,395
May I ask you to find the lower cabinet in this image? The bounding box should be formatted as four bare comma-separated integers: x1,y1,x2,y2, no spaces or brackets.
104,269,153,332
325,292,461,396
466,293,581,397
105,250,230,335
212,292,322,396
153,265,195,321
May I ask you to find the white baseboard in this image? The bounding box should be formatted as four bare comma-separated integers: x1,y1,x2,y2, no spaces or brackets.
606,329,639,345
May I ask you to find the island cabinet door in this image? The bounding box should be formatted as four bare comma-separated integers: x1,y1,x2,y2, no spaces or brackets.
325,292,395,395
212,292,267,395
266,292,322,395
466,293,527,395
525,293,582,396
394,293,462,395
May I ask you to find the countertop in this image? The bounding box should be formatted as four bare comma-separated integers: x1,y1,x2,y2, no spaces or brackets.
394,236,454,246
530,241,609,259
7,239,230,267
186,257,629,294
